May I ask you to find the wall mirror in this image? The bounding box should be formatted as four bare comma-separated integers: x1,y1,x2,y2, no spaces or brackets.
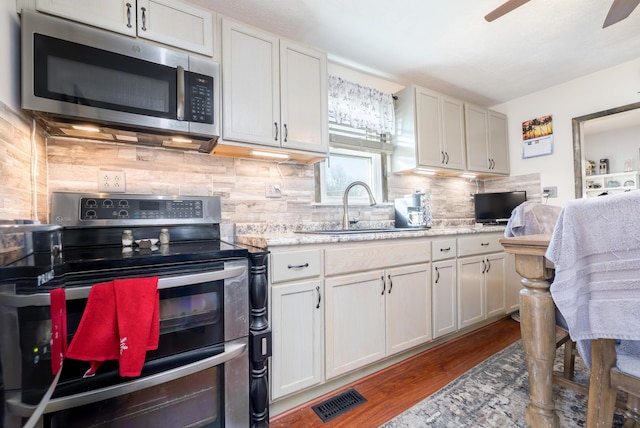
572,101,640,198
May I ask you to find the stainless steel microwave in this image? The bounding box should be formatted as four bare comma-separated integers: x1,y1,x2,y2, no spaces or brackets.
20,10,220,153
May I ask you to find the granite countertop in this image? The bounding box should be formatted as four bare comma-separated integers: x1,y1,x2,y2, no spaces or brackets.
235,223,506,248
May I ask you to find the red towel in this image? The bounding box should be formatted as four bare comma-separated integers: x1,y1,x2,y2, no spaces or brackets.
50,288,67,375
66,277,159,377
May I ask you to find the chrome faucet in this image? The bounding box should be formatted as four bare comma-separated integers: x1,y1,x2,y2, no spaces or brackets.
342,181,377,229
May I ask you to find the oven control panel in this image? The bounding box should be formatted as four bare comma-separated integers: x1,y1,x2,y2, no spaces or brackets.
51,193,221,226
80,197,203,220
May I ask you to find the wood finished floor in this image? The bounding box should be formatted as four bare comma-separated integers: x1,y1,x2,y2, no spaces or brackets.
270,316,521,427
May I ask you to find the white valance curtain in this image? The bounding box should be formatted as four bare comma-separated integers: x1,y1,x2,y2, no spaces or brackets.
328,75,395,135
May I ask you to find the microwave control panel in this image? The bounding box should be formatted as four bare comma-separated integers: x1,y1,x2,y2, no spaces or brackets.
186,72,214,124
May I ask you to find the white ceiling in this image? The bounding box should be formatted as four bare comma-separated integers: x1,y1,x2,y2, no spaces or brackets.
190,0,640,107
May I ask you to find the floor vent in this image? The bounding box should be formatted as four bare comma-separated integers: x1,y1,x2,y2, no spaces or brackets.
311,388,367,423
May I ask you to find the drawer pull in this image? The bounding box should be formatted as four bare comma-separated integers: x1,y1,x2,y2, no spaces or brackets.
316,286,321,309
287,263,309,269
480,242,490,247
440,247,451,252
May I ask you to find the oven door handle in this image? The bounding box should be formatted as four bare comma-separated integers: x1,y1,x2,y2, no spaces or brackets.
6,338,247,418
0,265,247,308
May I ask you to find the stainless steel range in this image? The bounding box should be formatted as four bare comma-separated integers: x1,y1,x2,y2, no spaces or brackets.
0,192,270,428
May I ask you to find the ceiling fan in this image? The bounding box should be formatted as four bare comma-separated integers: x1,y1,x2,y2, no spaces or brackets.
484,0,640,28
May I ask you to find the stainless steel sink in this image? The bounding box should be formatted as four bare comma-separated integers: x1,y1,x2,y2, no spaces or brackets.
296,228,417,235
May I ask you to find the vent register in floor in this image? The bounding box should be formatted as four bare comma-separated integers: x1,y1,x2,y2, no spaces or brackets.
311,388,368,423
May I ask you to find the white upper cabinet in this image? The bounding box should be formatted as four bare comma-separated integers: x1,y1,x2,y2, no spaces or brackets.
465,104,510,175
392,85,466,173
221,19,328,155
35,0,214,56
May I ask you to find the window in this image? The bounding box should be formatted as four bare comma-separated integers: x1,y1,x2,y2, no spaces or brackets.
319,147,384,203
317,76,395,204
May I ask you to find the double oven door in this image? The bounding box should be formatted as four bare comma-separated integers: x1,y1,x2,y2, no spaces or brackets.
0,259,249,428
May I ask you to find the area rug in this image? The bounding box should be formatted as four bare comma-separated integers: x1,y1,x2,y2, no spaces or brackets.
381,340,624,427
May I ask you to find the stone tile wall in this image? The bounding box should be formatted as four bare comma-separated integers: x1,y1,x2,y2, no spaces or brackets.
47,138,541,229
0,101,47,222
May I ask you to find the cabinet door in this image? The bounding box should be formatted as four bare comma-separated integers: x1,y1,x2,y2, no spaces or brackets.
488,111,509,175
271,280,323,399
36,0,136,36
280,40,328,154
464,103,490,173
440,95,466,170
415,87,443,168
457,255,485,328
432,260,457,339
385,264,431,356
136,0,214,56
222,19,280,146
325,271,386,379
484,253,507,318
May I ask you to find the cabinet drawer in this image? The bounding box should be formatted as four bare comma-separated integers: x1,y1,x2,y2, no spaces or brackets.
271,249,321,283
432,239,456,261
457,234,502,257
325,240,430,276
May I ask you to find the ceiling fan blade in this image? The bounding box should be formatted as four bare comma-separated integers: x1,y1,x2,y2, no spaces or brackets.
484,0,531,22
603,0,640,28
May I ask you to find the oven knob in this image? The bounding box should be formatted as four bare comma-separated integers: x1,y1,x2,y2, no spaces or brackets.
85,209,97,218
119,210,129,218
103,199,114,208
119,200,129,208
85,199,97,208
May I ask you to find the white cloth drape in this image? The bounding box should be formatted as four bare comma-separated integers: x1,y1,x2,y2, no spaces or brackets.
328,75,395,134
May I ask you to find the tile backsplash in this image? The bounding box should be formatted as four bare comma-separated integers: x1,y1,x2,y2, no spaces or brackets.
1,99,540,229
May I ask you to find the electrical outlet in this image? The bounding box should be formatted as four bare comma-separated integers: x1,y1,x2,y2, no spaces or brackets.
266,183,282,198
542,186,557,198
99,171,126,193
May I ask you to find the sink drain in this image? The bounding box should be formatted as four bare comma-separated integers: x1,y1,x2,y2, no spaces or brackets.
311,388,367,423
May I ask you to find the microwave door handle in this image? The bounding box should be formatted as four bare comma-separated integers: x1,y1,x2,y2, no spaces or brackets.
177,66,185,121
0,265,247,307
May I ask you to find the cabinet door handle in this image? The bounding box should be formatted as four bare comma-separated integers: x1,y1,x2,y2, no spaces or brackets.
444,152,450,164
283,124,288,142
287,263,309,269
316,285,321,309
140,7,147,31
440,247,451,252
486,258,491,273
381,275,386,295
435,266,440,284
441,151,445,164
387,274,393,294
481,259,486,274
274,122,279,141
126,3,133,28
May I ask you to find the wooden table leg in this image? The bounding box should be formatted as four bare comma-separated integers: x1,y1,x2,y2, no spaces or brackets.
516,255,559,428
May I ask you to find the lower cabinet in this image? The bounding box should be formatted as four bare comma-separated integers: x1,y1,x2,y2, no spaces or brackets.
270,279,324,400
432,259,457,338
325,263,430,380
458,253,506,328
